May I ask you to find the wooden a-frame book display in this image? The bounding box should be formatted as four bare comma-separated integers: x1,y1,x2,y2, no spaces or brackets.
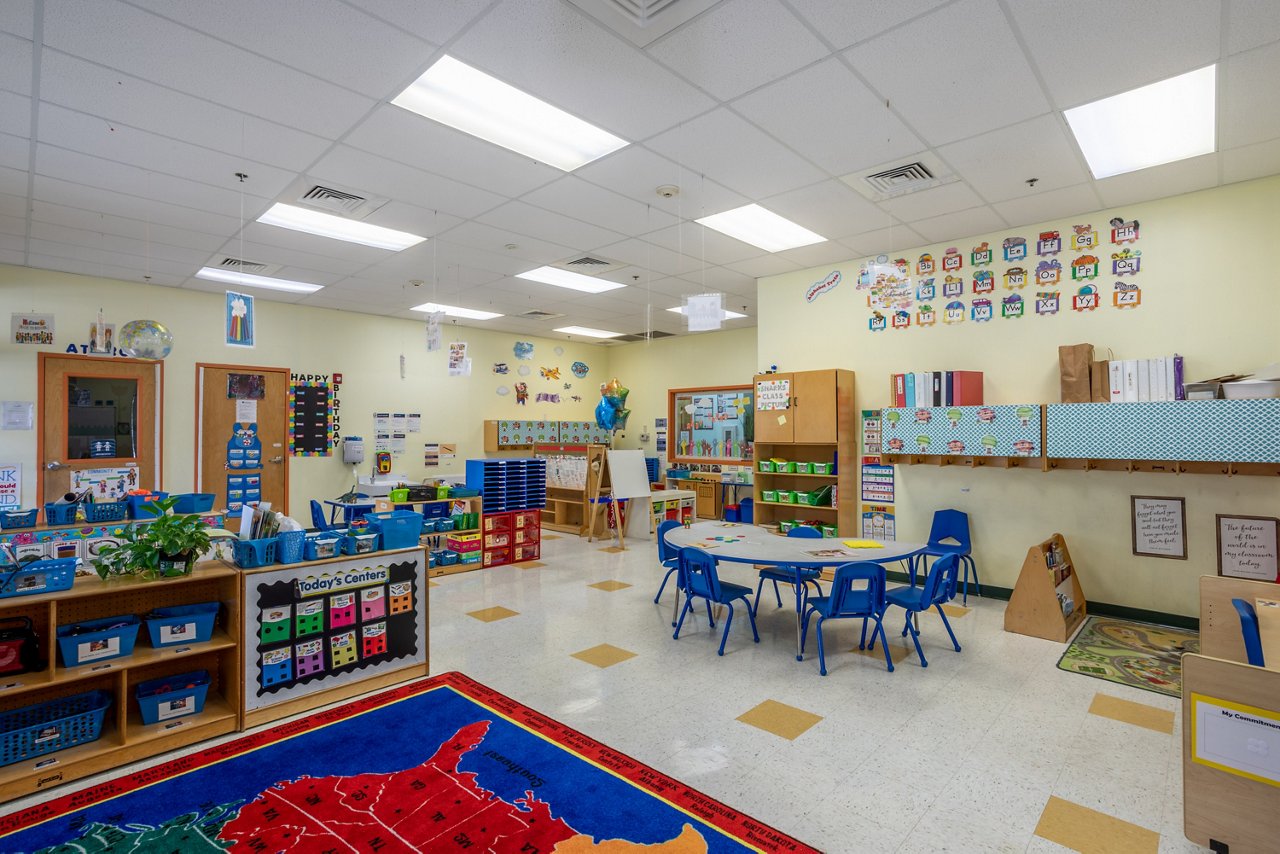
1004,533,1087,642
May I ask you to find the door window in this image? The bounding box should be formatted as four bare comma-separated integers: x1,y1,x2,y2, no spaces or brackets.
67,376,138,459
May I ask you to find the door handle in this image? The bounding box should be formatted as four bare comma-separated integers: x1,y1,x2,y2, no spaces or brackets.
45,461,68,471
269,456,284,464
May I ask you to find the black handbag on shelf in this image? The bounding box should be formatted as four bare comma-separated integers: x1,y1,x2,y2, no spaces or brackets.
0,616,44,675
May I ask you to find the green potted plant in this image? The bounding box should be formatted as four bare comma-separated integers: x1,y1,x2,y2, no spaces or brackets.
91,497,226,580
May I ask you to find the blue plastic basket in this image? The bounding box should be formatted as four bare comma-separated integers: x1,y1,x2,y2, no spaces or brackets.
233,538,276,569
44,503,79,526
0,558,76,599
83,501,127,523
342,533,380,556
0,690,112,767
0,509,37,530
57,615,140,667
421,502,449,521
276,530,306,564
125,492,169,519
135,670,209,725
304,534,342,561
144,602,219,648
366,511,424,550
172,493,216,514
435,549,459,566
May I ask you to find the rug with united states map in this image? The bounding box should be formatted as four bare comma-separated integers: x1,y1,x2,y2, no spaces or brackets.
0,671,816,853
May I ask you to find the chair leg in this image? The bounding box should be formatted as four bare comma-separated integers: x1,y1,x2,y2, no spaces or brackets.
875,618,894,672
753,575,767,617
705,599,715,628
815,615,827,676
745,598,759,644
718,602,735,656
859,617,869,650
673,596,693,640
904,611,928,667
936,604,962,652
800,607,814,654
653,566,677,604
963,555,981,603
771,579,783,608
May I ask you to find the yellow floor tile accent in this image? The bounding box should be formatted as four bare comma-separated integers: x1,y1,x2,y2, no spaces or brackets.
466,606,520,623
1088,693,1175,734
736,699,823,741
571,643,637,668
518,561,547,569
428,580,440,587
850,639,914,664
1035,796,1159,854
542,534,560,540
940,603,971,618
589,580,632,591
600,546,627,554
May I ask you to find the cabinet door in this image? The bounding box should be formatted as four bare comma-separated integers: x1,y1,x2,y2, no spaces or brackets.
753,373,794,443
695,481,718,519
793,370,838,444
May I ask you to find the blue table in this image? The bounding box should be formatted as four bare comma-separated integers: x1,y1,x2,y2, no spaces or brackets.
663,521,926,660
323,499,375,526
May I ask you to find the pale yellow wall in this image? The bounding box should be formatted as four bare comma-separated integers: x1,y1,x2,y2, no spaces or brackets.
758,174,1280,617
606,326,758,460
0,265,607,517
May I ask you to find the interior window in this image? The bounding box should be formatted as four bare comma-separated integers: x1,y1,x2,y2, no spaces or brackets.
670,388,754,463
67,376,138,459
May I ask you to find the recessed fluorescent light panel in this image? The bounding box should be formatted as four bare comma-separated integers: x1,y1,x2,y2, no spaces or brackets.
553,325,622,339
695,204,826,253
516,266,626,294
1064,65,1217,179
195,267,323,294
257,203,427,251
392,55,628,172
667,305,748,320
410,301,502,320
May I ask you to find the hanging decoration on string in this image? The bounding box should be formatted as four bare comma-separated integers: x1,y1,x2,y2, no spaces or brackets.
594,378,631,432
119,319,174,360
684,293,723,332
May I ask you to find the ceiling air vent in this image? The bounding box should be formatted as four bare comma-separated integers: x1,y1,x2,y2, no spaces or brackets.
614,330,677,342
842,152,958,202
865,162,934,195
604,0,682,25
518,309,566,320
294,183,389,219
551,254,627,277
217,256,281,275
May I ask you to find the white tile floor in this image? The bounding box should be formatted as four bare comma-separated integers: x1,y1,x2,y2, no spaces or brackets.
0,531,1209,853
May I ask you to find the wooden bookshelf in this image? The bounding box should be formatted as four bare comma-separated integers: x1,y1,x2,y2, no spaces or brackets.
1004,533,1087,642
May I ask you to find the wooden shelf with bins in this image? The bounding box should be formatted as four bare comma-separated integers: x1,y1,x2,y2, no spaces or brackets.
0,564,240,803
539,444,608,536
1004,533,1087,642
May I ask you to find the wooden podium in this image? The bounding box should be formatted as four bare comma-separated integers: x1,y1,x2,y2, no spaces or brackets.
1004,533,1087,642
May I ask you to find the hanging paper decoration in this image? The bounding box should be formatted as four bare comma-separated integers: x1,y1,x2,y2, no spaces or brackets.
805,270,841,302
1004,267,1028,289
917,253,935,275
917,304,937,326
1036,230,1062,256
1035,259,1062,286
891,310,911,330
1109,217,1139,244
971,242,993,266
120,319,175,360
1070,255,1099,280
493,362,509,374
943,301,966,324
594,378,630,431
571,361,589,378
1035,292,1061,315
513,341,534,360
942,275,964,298
540,366,561,380
1071,224,1098,250
1112,248,1141,275
1001,294,1024,318
685,293,725,331
869,311,888,331
425,311,443,352
1113,281,1141,309
970,298,994,322
942,247,963,272
224,292,253,349
1072,284,1100,311
514,383,528,405
972,271,994,294
1002,236,1027,262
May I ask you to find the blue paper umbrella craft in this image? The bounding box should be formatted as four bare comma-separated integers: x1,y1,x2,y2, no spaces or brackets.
594,378,631,432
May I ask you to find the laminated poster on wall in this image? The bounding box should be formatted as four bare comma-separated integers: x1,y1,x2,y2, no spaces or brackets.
0,463,20,508
861,464,894,503
71,465,138,500
862,504,895,541
11,313,54,346
225,291,254,348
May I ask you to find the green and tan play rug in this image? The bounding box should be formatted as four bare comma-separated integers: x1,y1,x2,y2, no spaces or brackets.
1057,615,1200,697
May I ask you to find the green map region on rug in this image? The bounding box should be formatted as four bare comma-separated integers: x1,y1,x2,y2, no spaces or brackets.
1,673,812,853
1058,615,1200,698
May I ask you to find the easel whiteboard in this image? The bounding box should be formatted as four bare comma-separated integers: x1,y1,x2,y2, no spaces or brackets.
606,450,652,500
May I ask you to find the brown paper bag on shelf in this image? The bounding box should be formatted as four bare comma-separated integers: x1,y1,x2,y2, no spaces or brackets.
1059,343,1094,403
1090,359,1110,402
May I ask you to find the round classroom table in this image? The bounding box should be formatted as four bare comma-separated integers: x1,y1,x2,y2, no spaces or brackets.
663,521,927,660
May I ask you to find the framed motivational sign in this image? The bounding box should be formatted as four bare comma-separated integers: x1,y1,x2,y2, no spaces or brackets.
1131,495,1186,560
1216,514,1279,581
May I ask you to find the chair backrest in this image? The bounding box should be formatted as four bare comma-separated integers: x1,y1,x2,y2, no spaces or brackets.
679,547,723,601
738,497,753,524
310,500,328,530
787,525,822,539
928,509,971,549
1233,598,1266,667
922,554,961,606
828,562,886,615
656,519,681,563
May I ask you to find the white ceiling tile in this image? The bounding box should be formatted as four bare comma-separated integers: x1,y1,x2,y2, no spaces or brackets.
38,52,331,172
0,32,32,96
521,177,679,237
209,236,372,279
937,114,1091,203
787,0,953,49
1094,155,1221,208
344,0,494,47
847,0,1051,146
840,225,926,255
1221,41,1280,149
724,254,802,278
1227,0,1280,54
27,236,196,278
575,145,748,215
0,131,26,171
0,248,22,265
439,221,574,265
594,237,694,276
762,179,894,240
0,91,29,139
365,201,463,242
346,105,561,198
991,183,1103,229
28,252,187,286
476,200,625,254
647,0,828,101
777,241,858,270
125,0,433,98
879,181,984,221
28,221,210,265
645,222,764,266
0,212,23,236
0,232,23,253
675,267,757,293
909,205,1007,244
1008,0,1222,108
0,1,32,38
0,164,29,197
733,58,923,176
646,109,825,200
43,0,374,137
450,0,715,141
1222,138,1280,185
30,201,226,251
0,190,24,219
232,222,391,267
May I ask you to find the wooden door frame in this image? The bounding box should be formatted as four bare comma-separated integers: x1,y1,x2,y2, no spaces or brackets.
194,362,291,515
37,352,165,508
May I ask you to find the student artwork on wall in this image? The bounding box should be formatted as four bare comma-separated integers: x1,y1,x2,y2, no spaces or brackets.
226,291,254,347
859,216,1144,333
1131,495,1186,560
11,313,53,345
513,341,534,360
1216,515,1279,581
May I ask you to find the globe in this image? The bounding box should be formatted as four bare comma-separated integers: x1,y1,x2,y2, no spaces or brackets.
117,319,173,360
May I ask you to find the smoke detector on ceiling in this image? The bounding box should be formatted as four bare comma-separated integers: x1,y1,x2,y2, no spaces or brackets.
656,184,679,198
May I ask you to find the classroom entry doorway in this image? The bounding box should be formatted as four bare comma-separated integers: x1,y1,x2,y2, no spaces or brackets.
195,364,289,529
38,353,163,507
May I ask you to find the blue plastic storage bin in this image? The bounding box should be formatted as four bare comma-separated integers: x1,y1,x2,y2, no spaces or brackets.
44,503,79,526
367,511,424,550
83,501,126,523
421,502,449,521
304,534,342,561
233,538,276,569
126,492,169,519
421,519,438,534
0,558,76,599
436,518,455,532
276,530,306,564
0,509,37,530
172,493,216,514
0,690,112,767
57,615,140,667
435,549,459,566
135,669,209,725
342,533,380,555
144,602,219,648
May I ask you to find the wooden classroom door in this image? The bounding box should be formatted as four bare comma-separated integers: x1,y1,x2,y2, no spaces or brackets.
38,353,163,506
195,364,290,528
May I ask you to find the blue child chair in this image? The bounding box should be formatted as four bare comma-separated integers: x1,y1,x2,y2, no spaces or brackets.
884,554,962,667
919,509,980,604
673,547,760,656
753,526,825,617
310,500,336,532
652,519,684,613
1233,598,1265,667
800,561,894,675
